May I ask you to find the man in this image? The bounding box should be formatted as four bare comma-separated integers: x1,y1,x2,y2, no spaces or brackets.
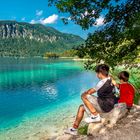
65,64,116,135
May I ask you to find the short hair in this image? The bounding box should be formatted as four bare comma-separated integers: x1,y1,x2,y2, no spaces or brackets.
118,71,129,82
95,64,109,76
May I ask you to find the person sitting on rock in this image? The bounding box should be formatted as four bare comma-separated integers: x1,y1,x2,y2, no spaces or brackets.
65,64,116,135
112,71,135,110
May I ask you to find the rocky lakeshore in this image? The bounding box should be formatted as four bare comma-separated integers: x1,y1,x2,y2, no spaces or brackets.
45,105,140,140
1,97,140,140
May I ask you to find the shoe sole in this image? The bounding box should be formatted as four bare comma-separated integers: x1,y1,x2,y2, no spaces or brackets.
84,119,101,123
64,131,78,136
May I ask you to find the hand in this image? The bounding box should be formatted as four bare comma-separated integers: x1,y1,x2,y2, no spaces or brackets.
109,75,117,85
81,88,95,99
109,75,113,79
112,79,117,86
81,92,87,99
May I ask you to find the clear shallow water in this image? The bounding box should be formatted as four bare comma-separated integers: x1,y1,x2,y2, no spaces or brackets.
0,58,98,139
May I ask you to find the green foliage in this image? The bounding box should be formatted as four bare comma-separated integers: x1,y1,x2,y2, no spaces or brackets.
78,125,88,135
49,0,140,30
44,52,59,58
129,69,140,104
0,21,84,57
60,49,78,57
77,38,139,68
49,0,111,29
49,0,140,68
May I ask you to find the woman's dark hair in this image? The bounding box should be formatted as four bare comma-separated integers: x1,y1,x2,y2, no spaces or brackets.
95,64,109,76
118,71,129,82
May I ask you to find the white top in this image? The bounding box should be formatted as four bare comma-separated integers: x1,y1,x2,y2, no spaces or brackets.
94,77,111,91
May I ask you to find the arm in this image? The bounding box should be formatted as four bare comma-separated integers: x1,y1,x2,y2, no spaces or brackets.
81,79,106,99
112,79,119,89
81,88,96,99
81,79,107,99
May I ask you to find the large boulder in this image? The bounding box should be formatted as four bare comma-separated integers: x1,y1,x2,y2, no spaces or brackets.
87,103,128,135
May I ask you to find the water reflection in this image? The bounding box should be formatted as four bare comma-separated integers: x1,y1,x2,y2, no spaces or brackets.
41,82,58,100
0,58,82,90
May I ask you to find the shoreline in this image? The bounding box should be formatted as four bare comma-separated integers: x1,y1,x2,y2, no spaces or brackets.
0,56,140,65
0,94,83,140
0,56,89,61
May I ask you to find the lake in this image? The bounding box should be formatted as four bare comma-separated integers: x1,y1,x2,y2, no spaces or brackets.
0,58,98,140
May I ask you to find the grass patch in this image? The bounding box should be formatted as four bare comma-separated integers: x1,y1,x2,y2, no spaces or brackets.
78,125,88,135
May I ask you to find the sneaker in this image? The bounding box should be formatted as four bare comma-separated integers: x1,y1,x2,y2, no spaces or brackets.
84,114,101,123
64,127,78,135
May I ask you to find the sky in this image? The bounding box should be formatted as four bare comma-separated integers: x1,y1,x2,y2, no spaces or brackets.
0,0,105,39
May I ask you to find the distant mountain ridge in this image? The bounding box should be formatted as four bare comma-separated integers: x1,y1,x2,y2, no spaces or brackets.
0,20,84,57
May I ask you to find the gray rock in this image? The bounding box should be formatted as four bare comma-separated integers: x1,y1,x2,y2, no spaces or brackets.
87,103,128,136
55,134,73,140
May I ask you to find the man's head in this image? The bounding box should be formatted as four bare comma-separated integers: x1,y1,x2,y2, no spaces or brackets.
118,71,129,83
95,64,109,79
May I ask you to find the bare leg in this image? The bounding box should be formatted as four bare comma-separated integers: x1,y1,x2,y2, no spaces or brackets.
81,95,98,115
73,104,85,129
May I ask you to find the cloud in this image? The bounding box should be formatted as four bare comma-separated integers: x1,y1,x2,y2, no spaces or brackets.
30,20,37,24
81,10,95,18
21,17,25,21
40,14,58,24
36,10,43,16
67,17,71,21
30,14,59,25
95,16,104,26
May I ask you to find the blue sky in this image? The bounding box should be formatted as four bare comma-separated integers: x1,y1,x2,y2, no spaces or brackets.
0,0,106,39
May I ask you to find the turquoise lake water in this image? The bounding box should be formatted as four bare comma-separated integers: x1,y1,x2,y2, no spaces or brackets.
0,58,98,139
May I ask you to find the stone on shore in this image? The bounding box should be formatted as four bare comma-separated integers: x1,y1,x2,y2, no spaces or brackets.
87,103,140,136
55,104,140,140
87,103,128,135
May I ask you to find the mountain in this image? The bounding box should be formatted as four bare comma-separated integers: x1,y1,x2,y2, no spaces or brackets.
0,20,84,57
